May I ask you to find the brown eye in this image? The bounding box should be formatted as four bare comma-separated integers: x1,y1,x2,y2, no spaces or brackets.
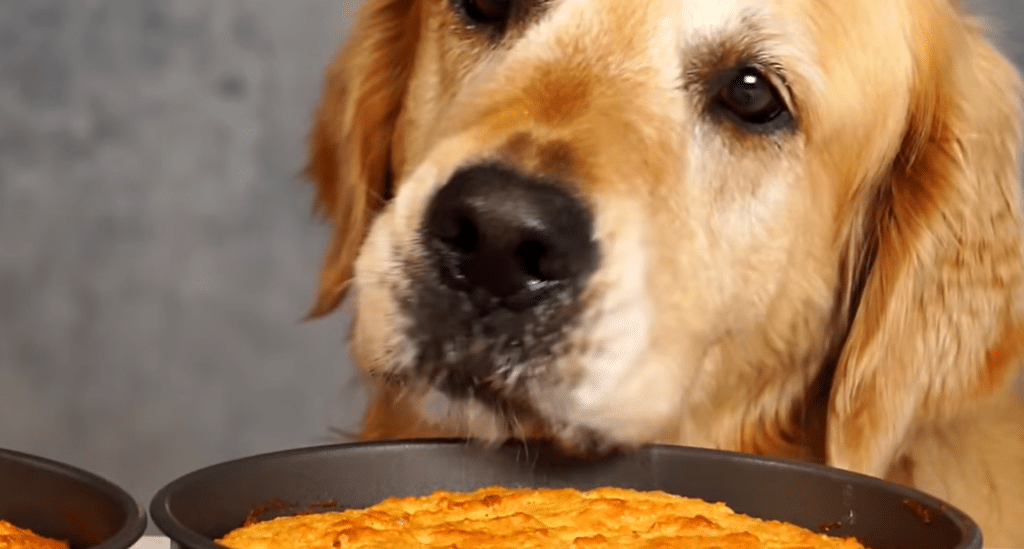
459,0,513,26
715,67,791,130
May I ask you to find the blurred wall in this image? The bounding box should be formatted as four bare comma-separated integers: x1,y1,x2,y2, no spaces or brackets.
0,0,366,527
0,0,1021,531
982,1,1024,71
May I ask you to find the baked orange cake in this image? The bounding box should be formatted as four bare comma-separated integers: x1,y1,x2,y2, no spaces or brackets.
0,520,69,549
218,486,868,549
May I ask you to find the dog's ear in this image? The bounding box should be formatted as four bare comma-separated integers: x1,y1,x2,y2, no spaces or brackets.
306,0,420,317
827,7,1024,476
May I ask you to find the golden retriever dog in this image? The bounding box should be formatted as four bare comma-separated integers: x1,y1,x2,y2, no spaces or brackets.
305,0,1024,544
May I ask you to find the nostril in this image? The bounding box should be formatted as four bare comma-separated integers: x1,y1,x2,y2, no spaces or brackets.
537,249,577,282
515,239,548,281
454,217,479,253
435,212,478,254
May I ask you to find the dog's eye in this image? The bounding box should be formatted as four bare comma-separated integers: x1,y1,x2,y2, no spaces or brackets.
457,0,514,27
715,67,791,130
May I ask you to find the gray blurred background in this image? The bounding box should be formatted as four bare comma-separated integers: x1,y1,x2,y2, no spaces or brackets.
0,0,1022,533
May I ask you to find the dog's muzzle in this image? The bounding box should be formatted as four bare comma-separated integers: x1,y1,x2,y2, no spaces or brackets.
404,163,599,402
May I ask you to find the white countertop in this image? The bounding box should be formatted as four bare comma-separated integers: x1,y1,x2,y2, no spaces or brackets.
130,538,171,549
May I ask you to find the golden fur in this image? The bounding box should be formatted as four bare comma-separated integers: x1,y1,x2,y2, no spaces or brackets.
306,0,1024,545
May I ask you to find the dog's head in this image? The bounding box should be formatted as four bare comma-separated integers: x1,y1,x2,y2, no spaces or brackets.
308,0,1024,475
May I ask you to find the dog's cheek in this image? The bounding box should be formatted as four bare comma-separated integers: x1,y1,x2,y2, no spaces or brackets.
349,211,415,379
349,158,453,379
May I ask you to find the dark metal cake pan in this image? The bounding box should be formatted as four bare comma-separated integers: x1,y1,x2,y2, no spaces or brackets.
0,447,146,549
151,439,980,549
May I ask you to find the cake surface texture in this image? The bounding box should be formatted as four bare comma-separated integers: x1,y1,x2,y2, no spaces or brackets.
218,486,868,549
0,520,70,549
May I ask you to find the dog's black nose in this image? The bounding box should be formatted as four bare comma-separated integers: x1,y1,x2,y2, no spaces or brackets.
423,164,598,310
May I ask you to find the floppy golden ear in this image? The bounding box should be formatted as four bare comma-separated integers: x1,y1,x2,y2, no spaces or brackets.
826,8,1024,477
306,0,420,317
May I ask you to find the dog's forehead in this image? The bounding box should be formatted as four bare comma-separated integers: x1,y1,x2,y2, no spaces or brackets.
533,0,790,41
678,0,772,35
502,0,831,96
518,0,905,70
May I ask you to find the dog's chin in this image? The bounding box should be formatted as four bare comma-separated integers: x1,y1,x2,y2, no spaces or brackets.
536,420,641,459
406,377,638,459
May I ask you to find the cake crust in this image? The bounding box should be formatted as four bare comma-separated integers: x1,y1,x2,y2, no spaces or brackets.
0,520,69,549
218,486,868,549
